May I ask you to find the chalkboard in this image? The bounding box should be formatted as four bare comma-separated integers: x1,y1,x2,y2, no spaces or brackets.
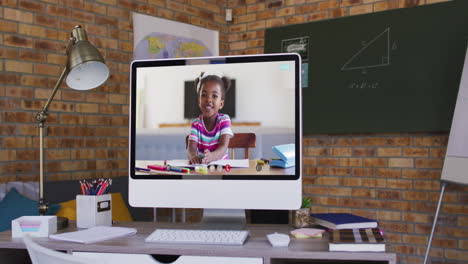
265,1,468,134
442,47,468,185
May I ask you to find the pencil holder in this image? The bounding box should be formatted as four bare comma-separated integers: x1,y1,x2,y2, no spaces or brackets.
76,194,112,228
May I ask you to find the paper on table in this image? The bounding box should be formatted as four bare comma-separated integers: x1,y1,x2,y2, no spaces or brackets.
167,159,249,168
49,226,137,244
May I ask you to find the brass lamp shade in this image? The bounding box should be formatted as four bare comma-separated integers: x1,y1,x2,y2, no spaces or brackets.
66,26,109,90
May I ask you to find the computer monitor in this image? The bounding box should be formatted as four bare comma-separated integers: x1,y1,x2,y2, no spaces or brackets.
129,54,302,227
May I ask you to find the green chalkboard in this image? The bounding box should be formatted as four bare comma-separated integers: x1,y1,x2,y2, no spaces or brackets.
265,1,468,134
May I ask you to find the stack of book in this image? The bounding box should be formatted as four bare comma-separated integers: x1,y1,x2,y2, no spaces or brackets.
311,213,385,252
270,144,295,168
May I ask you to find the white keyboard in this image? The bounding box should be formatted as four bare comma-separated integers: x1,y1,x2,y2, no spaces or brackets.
145,229,249,245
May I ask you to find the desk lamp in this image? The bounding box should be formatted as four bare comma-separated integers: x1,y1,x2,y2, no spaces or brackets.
36,25,109,216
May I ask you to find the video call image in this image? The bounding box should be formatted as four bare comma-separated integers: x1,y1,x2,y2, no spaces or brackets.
133,60,297,178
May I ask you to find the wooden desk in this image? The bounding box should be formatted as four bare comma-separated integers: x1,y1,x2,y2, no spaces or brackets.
0,222,396,264
136,160,295,176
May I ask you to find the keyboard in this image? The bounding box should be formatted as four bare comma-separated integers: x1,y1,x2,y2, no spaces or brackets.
145,229,249,245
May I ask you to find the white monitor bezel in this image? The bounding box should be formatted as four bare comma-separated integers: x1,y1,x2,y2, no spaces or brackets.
129,53,302,210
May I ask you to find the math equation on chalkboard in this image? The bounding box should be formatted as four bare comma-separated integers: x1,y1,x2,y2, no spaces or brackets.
347,81,380,89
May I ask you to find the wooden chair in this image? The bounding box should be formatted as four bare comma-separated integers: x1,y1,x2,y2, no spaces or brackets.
186,133,256,159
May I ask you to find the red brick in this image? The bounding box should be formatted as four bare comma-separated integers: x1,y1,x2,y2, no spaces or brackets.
46,5,71,17
5,60,32,73
0,47,18,59
307,11,328,21
342,0,361,7
352,188,375,198
83,2,106,15
0,19,17,33
444,249,468,262
389,158,414,168
331,147,352,156
386,179,412,189
429,148,446,158
413,180,439,191
247,3,265,13
415,158,442,169
362,178,385,188
352,147,375,156
377,211,401,221
352,168,374,177
317,158,339,166
328,187,351,196
5,34,32,48
276,6,295,16
339,158,362,167
5,86,33,98
343,177,362,187
306,147,328,156
265,17,284,28
329,167,351,176
330,7,346,18
316,176,341,185
377,147,401,156
34,39,65,52
267,1,282,8
402,169,440,179
4,7,33,23
413,136,444,146
403,191,428,201
363,158,386,167
377,190,400,200
295,4,316,13
349,3,373,15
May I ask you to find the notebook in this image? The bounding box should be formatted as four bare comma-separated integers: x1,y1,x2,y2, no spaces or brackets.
49,226,137,244
311,213,377,229
329,228,385,252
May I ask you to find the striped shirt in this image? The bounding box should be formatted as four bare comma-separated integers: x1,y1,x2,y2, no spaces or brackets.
188,114,233,160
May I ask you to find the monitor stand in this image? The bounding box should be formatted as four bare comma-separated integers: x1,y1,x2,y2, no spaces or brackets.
197,209,246,230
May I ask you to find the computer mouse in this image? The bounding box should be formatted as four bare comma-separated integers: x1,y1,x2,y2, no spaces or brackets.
267,232,290,247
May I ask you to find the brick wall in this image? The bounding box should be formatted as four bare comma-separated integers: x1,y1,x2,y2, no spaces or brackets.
222,0,466,263
0,0,228,183
1,0,467,263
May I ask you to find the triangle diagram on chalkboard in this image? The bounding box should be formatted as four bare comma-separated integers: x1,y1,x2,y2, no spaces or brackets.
341,28,390,71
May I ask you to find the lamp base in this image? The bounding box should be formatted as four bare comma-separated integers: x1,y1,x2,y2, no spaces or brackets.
57,216,69,230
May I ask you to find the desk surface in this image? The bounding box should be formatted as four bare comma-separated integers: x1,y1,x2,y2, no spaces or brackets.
0,222,396,264
136,160,295,176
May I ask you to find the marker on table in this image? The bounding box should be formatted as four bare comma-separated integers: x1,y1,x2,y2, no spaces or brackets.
147,165,167,171
136,167,150,172
168,166,190,173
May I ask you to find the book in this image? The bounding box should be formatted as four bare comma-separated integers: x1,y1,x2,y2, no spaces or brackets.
49,226,137,244
329,228,385,252
311,213,377,229
272,144,295,162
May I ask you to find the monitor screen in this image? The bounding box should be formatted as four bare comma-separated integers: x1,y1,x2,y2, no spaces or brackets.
129,54,301,209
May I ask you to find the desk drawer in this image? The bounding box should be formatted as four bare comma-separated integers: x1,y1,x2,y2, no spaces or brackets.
73,252,262,264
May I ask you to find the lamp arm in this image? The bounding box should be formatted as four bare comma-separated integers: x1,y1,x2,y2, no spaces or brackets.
35,67,69,123
36,37,75,123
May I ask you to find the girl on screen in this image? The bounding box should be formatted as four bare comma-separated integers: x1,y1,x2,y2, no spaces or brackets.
187,72,233,164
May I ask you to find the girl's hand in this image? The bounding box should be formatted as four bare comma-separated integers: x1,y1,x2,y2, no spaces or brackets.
189,154,202,164
202,149,213,164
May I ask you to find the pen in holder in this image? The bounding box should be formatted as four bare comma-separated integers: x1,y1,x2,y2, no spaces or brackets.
76,194,112,228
